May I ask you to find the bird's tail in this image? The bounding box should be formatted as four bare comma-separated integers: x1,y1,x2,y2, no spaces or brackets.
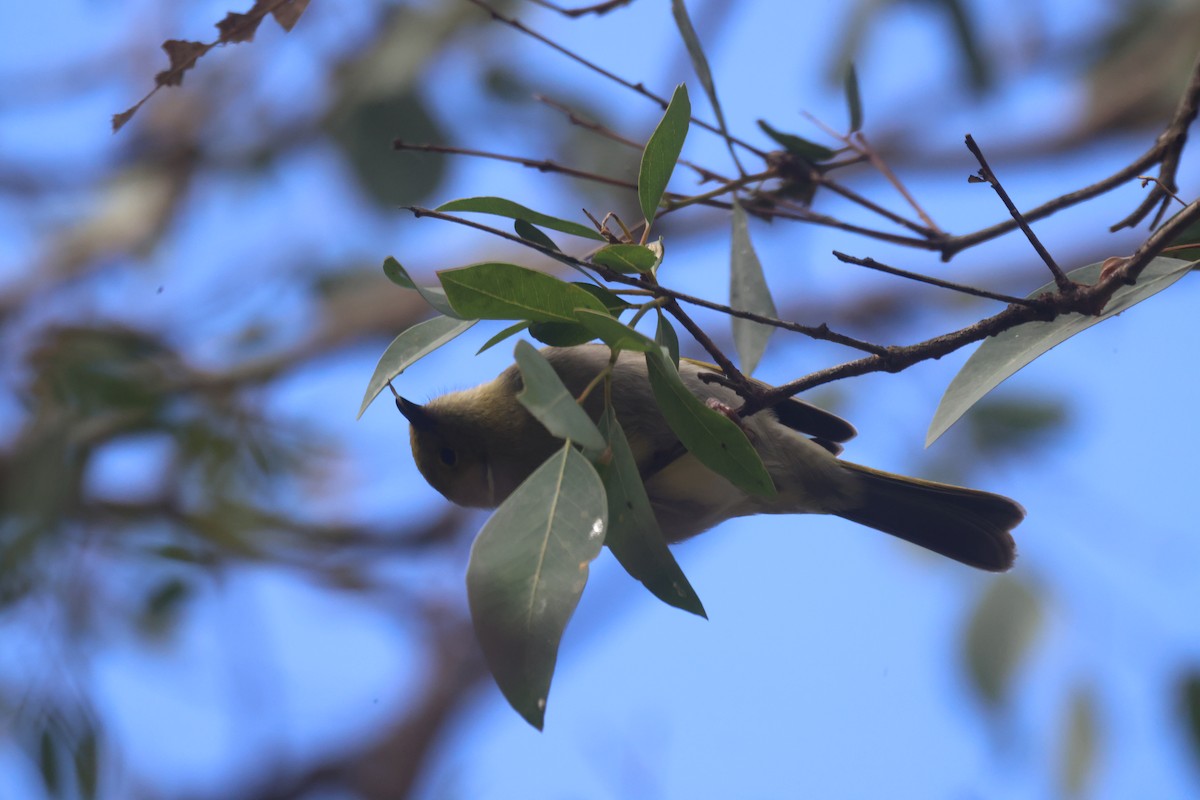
835,462,1024,571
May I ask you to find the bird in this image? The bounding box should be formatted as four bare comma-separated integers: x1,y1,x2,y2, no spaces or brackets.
395,343,1023,571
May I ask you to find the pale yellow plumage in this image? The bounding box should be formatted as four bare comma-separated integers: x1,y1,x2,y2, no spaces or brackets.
398,344,1023,571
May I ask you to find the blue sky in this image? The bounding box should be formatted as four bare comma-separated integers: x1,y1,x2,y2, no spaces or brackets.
1,0,1198,798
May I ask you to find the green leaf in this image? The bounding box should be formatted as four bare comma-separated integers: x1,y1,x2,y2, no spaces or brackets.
439,262,607,323
74,725,98,800
598,406,705,617
729,200,777,376
670,0,731,155
437,196,605,241
528,321,596,347
574,282,631,314
573,309,657,353
963,396,1068,455
1061,689,1098,798
656,312,680,367
514,340,606,457
638,84,691,225
1182,672,1200,769
928,256,1195,445
591,243,661,273
513,219,596,275
333,90,446,208
381,257,461,318
963,576,1041,708
513,218,561,252
357,315,477,419
844,63,863,132
38,729,58,796
477,321,529,354
756,120,835,162
466,444,607,729
644,349,775,497
1163,208,1200,262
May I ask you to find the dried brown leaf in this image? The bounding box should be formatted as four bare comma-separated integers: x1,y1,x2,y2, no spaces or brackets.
111,107,139,133
114,0,307,133
271,0,311,31
157,40,210,87
216,11,260,44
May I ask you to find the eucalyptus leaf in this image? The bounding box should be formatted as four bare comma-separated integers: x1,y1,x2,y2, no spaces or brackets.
466,444,607,729
844,63,863,132
513,218,561,252
574,309,657,353
928,256,1194,445
1181,672,1200,770
638,84,691,225
439,262,608,322
514,340,606,457
381,257,460,317
529,321,596,348
437,196,605,240
38,729,58,796
599,406,705,617
592,243,661,273
644,349,775,497
670,0,731,160
477,321,529,354
74,725,98,800
656,312,680,367
357,315,477,419
1061,689,1098,797
574,283,631,314
963,576,1041,708
756,120,835,162
729,200,777,375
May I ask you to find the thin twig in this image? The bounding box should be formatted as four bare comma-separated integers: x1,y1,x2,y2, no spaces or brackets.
660,292,745,384
817,178,942,239
965,134,1073,291
525,0,634,17
854,131,943,233
804,111,943,233
1112,49,1200,231
1136,175,1188,208
404,205,887,355
749,196,1200,412
832,251,1038,306
394,139,638,191
938,53,1200,258
462,0,768,158
534,93,725,183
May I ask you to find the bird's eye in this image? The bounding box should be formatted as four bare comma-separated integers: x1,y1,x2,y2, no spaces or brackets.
438,447,457,467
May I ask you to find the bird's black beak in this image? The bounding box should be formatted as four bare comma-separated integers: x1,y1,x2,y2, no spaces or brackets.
395,395,436,432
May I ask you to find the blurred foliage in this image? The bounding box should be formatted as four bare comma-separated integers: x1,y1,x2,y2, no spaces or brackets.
1,0,1198,797
962,395,1068,455
964,575,1042,709
1182,673,1200,772
1061,688,1099,797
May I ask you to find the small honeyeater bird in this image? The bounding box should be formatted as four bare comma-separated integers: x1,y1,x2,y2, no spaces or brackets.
396,344,1023,571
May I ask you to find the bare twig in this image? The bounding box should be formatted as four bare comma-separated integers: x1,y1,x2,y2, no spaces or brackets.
805,111,943,233
965,134,1073,291
1111,49,1200,231
526,0,635,17
534,93,726,183
938,52,1200,257
832,251,1038,306
751,197,1200,412
393,139,638,191
461,0,768,158
405,205,889,357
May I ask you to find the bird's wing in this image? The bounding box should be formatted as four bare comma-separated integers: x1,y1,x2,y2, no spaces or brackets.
679,356,857,443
